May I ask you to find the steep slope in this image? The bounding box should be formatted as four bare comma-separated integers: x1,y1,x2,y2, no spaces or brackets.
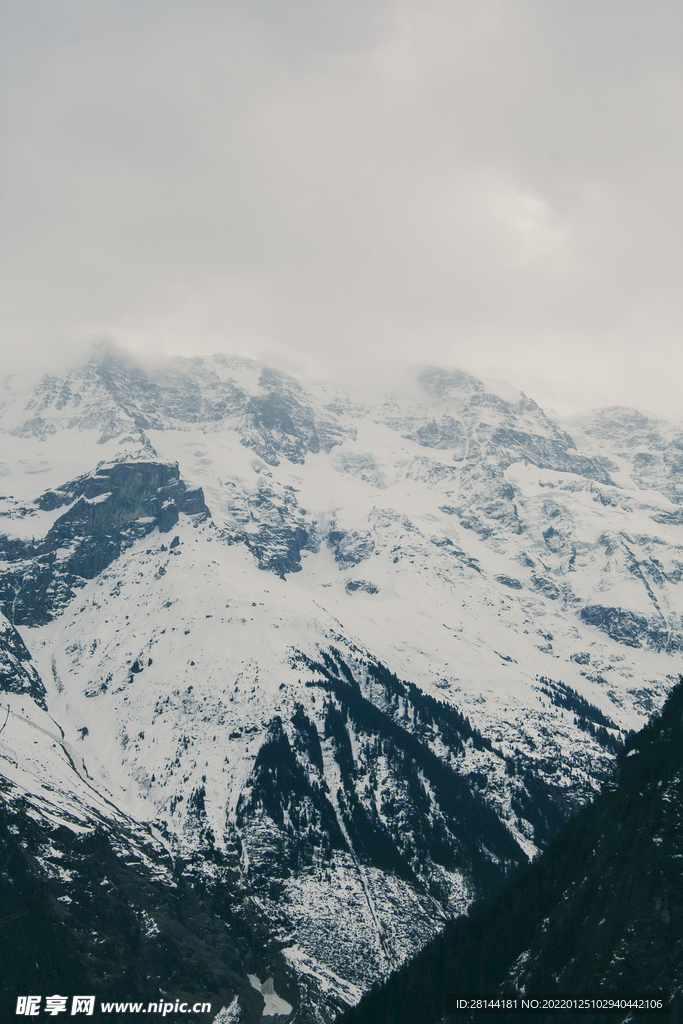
0,459,208,626
0,346,681,1020
336,676,683,1024
0,612,264,1023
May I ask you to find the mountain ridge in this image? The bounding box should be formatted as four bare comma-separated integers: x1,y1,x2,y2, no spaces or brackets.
1,347,681,1021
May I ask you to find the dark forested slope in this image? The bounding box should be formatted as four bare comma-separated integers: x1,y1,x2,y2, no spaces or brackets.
337,677,683,1024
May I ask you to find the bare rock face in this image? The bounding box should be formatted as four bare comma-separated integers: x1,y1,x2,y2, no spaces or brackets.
580,604,683,652
327,526,375,567
0,611,47,708
0,461,209,626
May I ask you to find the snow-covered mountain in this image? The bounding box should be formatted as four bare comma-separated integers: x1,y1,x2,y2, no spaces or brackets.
1,346,681,1022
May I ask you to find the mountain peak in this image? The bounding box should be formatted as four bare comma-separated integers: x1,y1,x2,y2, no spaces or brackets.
1,350,681,1020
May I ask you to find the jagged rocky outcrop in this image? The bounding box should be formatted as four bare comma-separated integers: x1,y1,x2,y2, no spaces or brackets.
0,461,208,625
573,406,683,506
382,367,615,541
327,525,375,568
8,347,354,465
0,611,47,708
580,604,683,653
222,479,319,577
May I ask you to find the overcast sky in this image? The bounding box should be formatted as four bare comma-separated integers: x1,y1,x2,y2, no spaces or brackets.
1,0,682,418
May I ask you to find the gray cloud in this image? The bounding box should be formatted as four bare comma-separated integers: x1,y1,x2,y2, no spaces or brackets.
1,0,682,417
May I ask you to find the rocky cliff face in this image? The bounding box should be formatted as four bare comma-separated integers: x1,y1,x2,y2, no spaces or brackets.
0,460,208,625
0,347,681,1022
0,612,46,707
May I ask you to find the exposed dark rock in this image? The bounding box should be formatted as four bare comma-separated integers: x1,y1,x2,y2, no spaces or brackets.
222,480,319,577
385,368,615,548
242,521,318,578
579,406,683,505
489,427,613,484
327,527,375,567
580,604,682,652
15,347,354,469
405,416,467,456
531,574,561,600
0,461,210,626
344,580,379,595
495,575,523,590
431,537,482,573
237,366,355,466
0,611,47,709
